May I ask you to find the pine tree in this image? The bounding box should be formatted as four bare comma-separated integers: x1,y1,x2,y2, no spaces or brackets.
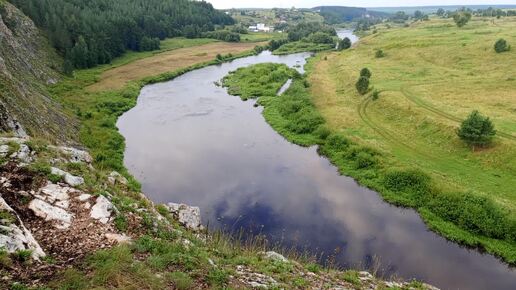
457,110,496,148
70,36,89,68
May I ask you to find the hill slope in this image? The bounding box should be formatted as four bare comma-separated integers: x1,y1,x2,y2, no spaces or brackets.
0,1,77,142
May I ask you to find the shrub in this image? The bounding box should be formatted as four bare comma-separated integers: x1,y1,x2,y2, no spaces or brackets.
426,192,516,240
314,126,331,140
383,169,432,201
167,272,193,290
325,134,351,152
453,12,472,27
338,37,352,51
13,250,32,263
457,110,496,147
305,31,335,44
354,151,377,169
494,38,510,53
360,68,372,79
375,49,386,58
371,90,380,100
206,268,229,286
355,76,370,95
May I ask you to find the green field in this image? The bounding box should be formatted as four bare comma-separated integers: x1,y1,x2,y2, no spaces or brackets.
308,17,516,261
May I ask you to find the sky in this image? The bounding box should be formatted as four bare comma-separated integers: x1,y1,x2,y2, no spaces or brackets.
207,0,516,9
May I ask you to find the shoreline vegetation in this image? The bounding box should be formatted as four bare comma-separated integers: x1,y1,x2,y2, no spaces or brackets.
222,56,516,265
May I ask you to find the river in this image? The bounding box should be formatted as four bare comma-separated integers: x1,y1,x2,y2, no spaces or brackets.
117,30,516,289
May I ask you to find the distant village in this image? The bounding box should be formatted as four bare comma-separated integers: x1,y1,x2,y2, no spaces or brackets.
247,23,273,32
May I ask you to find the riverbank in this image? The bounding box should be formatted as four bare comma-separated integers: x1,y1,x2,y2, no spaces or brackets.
307,17,516,263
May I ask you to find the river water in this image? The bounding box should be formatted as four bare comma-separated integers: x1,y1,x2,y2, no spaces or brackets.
117,31,516,289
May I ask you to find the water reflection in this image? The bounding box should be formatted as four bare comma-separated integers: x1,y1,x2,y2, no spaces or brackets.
118,51,516,290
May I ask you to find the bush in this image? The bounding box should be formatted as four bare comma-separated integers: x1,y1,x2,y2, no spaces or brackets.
426,192,516,240
360,68,372,79
375,49,385,58
457,110,496,147
202,30,240,42
453,12,472,27
355,76,370,95
494,38,510,53
383,169,432,201
167,272,193,290
338,37,351,51
324,134,351,152
354,151,377,169
371,90,380,100
305,32,335,44
206,268,229,286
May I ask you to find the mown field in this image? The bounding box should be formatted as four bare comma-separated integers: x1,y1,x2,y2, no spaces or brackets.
88,39,262,91
308,17,516,260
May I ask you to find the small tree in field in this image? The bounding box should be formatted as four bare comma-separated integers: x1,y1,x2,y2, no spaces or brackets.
453,12,472,27
338,37,352,51
356,76,370,95
360,68,371,79
494,39,510,53
457,110,496,148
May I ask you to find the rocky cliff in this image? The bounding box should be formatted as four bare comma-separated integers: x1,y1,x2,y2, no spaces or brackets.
0,1,77,142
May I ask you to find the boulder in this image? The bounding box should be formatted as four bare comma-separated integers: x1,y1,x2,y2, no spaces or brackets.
36,182,72,208
0,144,9,157
10,144,33,163
90,195,114,224
166,203,202,231
51,146,93,163
51,167,84,187
107,171,128,186
0,197,45,259
28,198,72,229
262,251,288,263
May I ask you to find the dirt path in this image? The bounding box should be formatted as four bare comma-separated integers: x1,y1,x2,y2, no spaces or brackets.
88,42,260,91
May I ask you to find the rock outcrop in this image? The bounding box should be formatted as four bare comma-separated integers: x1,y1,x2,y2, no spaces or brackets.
166,202,203,231
0,1,77,141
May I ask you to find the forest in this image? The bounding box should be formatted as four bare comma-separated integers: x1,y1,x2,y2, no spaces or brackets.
7,0,234,70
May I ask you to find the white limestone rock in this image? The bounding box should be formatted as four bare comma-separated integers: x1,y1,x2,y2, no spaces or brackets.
166,203,202,231
262,251,288,263
10,144,33,163
28,199,72,229
105,233,132,244
53,146,93,163
0,197,45,259
77,193,92,201
51,167,84,187
0,145,9,157
107,171,128,186
90,195,114,224
37,182,72,207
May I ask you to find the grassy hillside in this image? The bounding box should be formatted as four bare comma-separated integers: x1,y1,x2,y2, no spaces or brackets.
309,16,516,261
0,1,77,142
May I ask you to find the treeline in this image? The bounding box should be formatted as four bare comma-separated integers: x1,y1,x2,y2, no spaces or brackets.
8,0,234,70
287,22,336,42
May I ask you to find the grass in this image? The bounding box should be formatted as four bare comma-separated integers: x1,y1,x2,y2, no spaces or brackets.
88,41,262,91
307,17,516,262
240,32,285,43
273,41,335,55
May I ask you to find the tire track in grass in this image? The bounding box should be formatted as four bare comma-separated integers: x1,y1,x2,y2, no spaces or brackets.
400,86,516,141
357,94,514,190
